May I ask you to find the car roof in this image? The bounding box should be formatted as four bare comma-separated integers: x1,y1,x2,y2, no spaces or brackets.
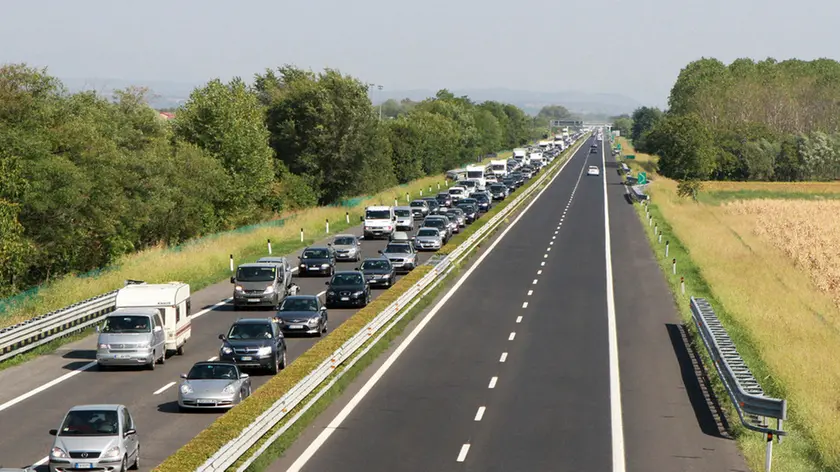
410,200,427,204
304,246,330,251
191,361,237,368
333,234,356,239
395,206,412,211
362,256,390,262
257,257,286,262
68,404,122,412
237,262,278,268
232,318,273,324
366,205,391,210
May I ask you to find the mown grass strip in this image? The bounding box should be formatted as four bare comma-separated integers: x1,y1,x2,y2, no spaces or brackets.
619,152,826,472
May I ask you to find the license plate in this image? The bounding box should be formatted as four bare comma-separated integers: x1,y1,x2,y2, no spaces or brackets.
310,266,319,270
198,400,215,405
115,354,130,359
340,297,349,301
74,464,92,469
240,356,252,361
247,299,260,303
289,324,304,329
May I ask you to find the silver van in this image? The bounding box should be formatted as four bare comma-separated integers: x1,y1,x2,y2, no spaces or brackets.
48,404,139,472
256,257,293,289
231,262,286,309
96,308,166,370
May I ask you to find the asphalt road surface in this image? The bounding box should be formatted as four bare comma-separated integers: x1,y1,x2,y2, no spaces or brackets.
270,136,748,472
0,192,507,470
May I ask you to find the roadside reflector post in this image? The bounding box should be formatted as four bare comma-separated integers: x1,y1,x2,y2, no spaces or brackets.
429,185,432,193
680,276,685,294
658,233,662,244
666,241,670,258
405,192,409,202
300,228,304,242
267,239,272,255
326,219,330,234
420,189,423,196
672,258,677,275
394,198,398,206
438,182,441,189
229,254,234,272
649,215,653,226
345,212,349,224
766,433,773,471
654,224,658,236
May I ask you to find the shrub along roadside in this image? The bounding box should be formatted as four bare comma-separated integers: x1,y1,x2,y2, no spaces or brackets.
620,155,823,471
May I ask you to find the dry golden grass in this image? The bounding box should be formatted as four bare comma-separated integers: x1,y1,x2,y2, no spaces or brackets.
648,177,840,469
703,181,840,193
616,137,658,174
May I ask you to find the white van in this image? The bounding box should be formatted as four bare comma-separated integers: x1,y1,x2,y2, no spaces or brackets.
364,206,396,239
114,281,192,355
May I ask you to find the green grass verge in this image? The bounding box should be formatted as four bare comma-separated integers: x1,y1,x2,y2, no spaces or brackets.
623,167,826,471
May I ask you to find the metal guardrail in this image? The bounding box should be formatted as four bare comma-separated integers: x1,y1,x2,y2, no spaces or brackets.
0,292,118,362
194,137,589,472
689,297,787,471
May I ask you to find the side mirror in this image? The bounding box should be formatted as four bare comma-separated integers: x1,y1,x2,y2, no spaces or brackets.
154,325,162,332
355,267,360,271
320,306,327,311
218,334,225,341
325,281,330,285
377,250,383,254
230,276,236,284
49,429,58,436
240,373,250,380
359,215,364,222
180,373,187,379
124,429,137,437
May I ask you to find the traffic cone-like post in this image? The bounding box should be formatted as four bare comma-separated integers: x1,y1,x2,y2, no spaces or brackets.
326,219,330,234
665,241,670,258
229,254,234,272
346,212,350,224
300,228,304,242
267,239,272,255
680,276,685,294
672,258,677,275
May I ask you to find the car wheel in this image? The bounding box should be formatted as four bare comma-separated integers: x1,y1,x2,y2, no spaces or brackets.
176,343,185,355
323,321,328,333
280,350,287,370
121,456,127,472
147,354,155,370
269,353,279,374
316,325,323,338
159,350,166,365
131,445,140,470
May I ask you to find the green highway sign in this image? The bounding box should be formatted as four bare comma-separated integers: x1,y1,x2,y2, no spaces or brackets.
638,172,647,184
625,154,635,159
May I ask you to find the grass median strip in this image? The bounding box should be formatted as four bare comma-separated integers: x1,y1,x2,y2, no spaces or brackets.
617,140,828,472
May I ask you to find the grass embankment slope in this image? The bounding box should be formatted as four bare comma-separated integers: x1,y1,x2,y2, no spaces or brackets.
0,153,514,331
616,137,840,472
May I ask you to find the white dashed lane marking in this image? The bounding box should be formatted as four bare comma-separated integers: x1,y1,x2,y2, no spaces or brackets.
499,352,508,363
488,377,498,388
508,332,516,341
474,407,486,421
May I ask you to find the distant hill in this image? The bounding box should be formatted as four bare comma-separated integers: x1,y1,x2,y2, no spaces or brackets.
58,78,640,117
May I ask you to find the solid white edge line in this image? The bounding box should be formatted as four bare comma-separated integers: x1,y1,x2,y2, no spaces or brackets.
499,352,508,363
602,136,626,472
284,139,582,472
488,376,498,388
207,356,218,361
0,360,97,414
474,406,486,421
457,444,471,462
153,381,176,395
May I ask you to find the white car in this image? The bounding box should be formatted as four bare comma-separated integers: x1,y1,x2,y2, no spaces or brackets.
587,166,600,176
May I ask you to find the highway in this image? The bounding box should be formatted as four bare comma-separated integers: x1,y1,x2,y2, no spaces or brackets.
0,194,505,470
270,136,748,472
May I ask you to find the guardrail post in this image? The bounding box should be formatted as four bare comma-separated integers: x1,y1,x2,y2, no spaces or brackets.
672,258,677,274
230,255,234,272
325,219,330,234
300,228,304,242
665,240,669,257
267,239,272,255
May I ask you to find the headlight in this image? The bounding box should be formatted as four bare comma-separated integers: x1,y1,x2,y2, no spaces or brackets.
51,447,68,458
327,290,335,296
98,343,110,349
102,446,121,459
180,384,194,395
264,285,275,294
256,346,273,357
308,318,320,326
222,384,236,395
137,342,150,349
321,263,330,268
221,346,232,355
348,248,357,253
235,285,244,292
353,291,364,296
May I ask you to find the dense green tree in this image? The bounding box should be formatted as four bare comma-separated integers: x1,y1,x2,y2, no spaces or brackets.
646,113,716,180
612,116,633,138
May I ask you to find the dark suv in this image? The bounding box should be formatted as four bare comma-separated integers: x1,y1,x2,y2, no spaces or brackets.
325,271,371,308
298,246,336,276
218,318,287,374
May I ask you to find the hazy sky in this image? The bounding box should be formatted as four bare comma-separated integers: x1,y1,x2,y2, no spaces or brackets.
2,0,838,107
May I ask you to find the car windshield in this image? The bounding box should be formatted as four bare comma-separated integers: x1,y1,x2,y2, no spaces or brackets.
227,323,272,340
236,266,276,282
333,237,356,246
395,209,411,217
410,201,426,207
59,410,120,436
280,297,318,311
101,315,151,333
462,181,476,187
418,229,439,237
331,273,364,285
458,205,475,212
425,219,444,227
187,363,238,380
475,194,489,201
366,209,391,219
362,260,390,270
303,249,329,259
437,194,449,199
385,244,411,254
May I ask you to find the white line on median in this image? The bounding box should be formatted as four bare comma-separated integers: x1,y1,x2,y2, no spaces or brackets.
474,406,486,421
153,382,176,395
602,138,627,472
192,297,233,320
508,332,516,341
284,138,580,472
499,352,507,363
488,376,498,388
457,444,471,462
316,290,326,297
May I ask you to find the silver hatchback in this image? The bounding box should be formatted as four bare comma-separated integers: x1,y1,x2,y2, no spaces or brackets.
48,404,139,472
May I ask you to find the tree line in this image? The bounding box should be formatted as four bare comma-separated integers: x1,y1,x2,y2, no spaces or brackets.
617,57,840,183
0,63,542,298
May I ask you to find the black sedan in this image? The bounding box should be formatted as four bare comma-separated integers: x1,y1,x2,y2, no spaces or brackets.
473,192,491,212
457,203,478,223
274,295,328,336
297,246,336,276
325,271,371,308
358,257,396,288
